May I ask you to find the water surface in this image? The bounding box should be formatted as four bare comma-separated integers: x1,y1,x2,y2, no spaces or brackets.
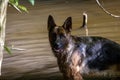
1,0,120,80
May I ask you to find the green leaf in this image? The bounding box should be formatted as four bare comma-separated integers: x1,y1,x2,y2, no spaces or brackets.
9,0,28,13
28,0,35,6
18,5,28,13
9,0,19,6
4,45,12,55
9,0,15,3
9,0,34,13
13,5,22,13
15,0,19,6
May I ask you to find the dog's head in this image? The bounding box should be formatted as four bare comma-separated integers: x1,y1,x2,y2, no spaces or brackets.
48,15,72,54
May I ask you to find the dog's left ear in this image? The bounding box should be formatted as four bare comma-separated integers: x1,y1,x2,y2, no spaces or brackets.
62,17,72,33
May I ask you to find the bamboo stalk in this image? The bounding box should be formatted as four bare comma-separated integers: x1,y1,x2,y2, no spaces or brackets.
0,0,9,75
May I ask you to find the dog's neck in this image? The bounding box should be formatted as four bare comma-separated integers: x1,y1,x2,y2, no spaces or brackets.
66,36,75,55
64,36,76,63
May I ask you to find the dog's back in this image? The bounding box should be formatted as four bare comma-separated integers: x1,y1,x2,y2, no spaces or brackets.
72,36,120,77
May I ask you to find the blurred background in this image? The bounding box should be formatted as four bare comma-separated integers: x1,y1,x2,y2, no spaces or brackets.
1,0,120,80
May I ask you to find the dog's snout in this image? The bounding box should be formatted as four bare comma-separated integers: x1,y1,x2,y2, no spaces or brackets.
54,40,62,49
54,41,62,49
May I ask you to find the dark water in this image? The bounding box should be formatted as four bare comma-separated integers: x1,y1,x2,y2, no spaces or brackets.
1,0,120,80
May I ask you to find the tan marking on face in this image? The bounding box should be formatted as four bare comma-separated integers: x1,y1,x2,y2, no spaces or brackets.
54,26,66,35
54,26,59,33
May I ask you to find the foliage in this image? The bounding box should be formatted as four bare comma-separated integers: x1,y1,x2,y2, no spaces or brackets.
9,0,35,13
4,0,35,54
28,0,35,6
4,45,12,55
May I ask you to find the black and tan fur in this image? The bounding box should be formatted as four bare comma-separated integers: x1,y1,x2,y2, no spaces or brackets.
47,15,120,80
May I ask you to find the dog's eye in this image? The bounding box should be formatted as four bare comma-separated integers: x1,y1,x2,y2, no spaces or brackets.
60,33,64,37
60,33,63,36
60,34,66,39
52,33,56,36
51,33,57,40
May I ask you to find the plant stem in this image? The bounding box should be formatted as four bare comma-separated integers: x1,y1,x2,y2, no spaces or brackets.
96,0,120,18
0,0,9,75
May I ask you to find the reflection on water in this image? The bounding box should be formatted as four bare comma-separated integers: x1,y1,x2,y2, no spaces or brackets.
1,0,120,80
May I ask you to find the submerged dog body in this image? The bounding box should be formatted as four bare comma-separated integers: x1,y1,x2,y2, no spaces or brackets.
47,15,120,80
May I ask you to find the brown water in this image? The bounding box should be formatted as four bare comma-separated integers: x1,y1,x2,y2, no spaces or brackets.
1,0,120,80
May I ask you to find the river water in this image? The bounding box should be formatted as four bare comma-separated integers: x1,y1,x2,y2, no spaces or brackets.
1,0,120,80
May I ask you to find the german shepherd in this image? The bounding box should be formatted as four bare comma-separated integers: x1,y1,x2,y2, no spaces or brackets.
47,15,120,80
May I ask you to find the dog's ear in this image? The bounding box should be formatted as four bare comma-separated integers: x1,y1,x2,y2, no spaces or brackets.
62,17,72,33
48,15,56,31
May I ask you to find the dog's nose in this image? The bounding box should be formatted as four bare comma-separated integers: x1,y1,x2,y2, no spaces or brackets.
54,42,61,49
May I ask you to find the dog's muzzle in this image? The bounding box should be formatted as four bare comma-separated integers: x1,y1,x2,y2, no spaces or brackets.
53,42,64,53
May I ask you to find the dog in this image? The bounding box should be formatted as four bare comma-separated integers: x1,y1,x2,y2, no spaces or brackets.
47,15,120,80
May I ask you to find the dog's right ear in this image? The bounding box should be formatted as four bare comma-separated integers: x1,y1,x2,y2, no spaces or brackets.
48,15,56,31
62,17,72,33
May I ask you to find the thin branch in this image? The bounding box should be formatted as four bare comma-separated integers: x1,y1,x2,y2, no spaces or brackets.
11,45,26,51
96,0,120,18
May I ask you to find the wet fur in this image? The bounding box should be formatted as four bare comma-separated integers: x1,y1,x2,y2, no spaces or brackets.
47,15,120,80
